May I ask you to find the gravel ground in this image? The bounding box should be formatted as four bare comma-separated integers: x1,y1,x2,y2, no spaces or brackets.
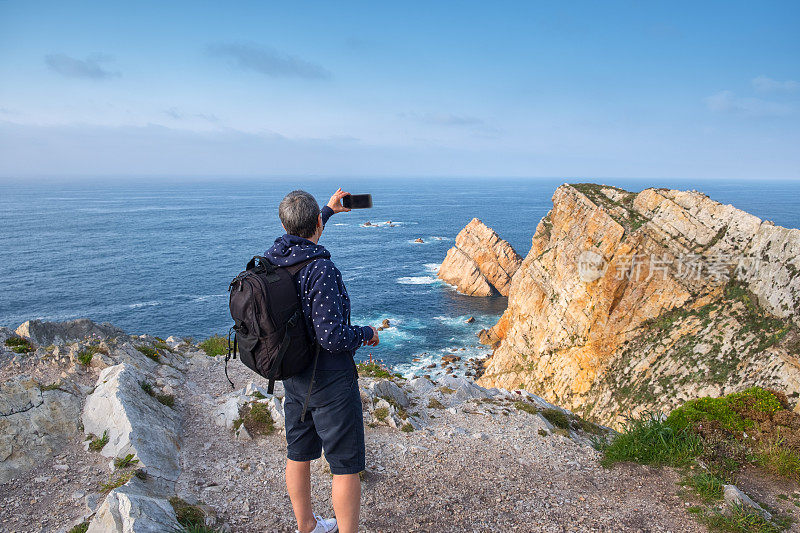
178,355,704,533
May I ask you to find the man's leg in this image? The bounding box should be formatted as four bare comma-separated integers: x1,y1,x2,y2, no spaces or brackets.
331,473,360,533
286,459,318,533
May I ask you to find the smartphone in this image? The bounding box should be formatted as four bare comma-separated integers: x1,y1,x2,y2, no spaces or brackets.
342,194,373,209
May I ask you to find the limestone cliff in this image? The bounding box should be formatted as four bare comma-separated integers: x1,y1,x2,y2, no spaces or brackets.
475,184,800,428
437,218,522,296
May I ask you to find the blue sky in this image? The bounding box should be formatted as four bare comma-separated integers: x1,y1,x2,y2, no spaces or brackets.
0,1,798,179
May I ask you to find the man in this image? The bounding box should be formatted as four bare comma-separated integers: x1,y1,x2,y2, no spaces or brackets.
264,188,378,533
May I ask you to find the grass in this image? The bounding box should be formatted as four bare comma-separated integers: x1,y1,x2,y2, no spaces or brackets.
114,453,139,469
513,401,538,415
38,381,61,391
198,335,228,357
682,471,725,501
401,423,414,432
598,413,703,468
5,336,34,353
698,504,785,533
428,397,445,409
77,346,101,366
251,390,266,400
136,345,160,362
88,430,110,452
541,408,570,429
374,407,389,420
238,402,274,436
755,438,800,481
140,380,154,395
169,496,207,528
100,470,135,493
439,386,455,395
67,523,89,533
356,361,394,378
172,525,224,533
156,393,176,408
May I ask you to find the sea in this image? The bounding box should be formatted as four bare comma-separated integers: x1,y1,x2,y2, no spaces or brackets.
2,177,799,377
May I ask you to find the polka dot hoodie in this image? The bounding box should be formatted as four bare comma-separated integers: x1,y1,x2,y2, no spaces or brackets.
264,207,373,370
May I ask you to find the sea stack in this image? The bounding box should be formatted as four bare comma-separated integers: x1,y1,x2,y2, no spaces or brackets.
437,218,522,296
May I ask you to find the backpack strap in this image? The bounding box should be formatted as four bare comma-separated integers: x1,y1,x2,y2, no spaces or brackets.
225,326,237,389
285,257,319,276
300,344,320,422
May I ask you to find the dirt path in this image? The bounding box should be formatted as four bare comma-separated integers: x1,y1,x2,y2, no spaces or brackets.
178,356,702,533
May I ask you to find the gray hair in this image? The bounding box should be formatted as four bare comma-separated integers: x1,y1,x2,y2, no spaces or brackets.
278,190,320,239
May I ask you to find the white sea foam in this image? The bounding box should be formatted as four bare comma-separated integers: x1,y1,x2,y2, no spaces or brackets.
128,301,161,309
396,276,438,285
423,263,441,274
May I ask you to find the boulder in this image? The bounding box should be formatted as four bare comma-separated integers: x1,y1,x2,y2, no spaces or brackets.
0,376,81,483
82,364,181,481
723,484,772,521
369,380,410,408
87,478,180,533
15,318,124,346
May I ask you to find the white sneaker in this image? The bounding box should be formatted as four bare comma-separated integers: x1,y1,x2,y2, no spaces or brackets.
297,514,338,533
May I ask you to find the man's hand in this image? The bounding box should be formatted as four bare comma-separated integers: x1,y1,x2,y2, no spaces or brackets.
363,326,379,347
327,188,351,214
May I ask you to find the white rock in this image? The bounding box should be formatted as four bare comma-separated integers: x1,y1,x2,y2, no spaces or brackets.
0,376,81,483
87,479,180,533
82,364,182,481
15,318,124,346
407,377,436,395
723,484,773,521
369,380,410,408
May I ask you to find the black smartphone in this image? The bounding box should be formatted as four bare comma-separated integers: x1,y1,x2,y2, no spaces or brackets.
342,194,373,209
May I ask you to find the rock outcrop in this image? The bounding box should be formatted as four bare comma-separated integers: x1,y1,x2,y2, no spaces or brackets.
83,363,182,482
0,376,82,483
16,318,124,346
437,218,522,296
476,184,800,427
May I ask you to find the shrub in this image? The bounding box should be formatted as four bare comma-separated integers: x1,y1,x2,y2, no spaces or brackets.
599,413,703,467
67,523,89,533
140,380,154,396
198,335,227,357
114,454,139,469
401,423,414,433
666,387,783,434
136,345,160,362
4,336,33,353
374,407,389,420
439,386,455,395
77,346,101,366
239,402,274,436
356,362,393,378
100,470,135,493
89,430,110,452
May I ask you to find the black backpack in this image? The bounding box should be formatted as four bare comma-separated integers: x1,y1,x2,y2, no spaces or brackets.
227,255,319,419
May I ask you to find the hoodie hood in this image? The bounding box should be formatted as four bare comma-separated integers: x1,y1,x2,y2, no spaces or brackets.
264,233,331,267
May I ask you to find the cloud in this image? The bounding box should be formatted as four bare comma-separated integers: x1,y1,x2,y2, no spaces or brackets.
44,53,120,79
704,90,792,117
401,111,487,126
163,107,218,122
752,76,800,93
206,42,331,80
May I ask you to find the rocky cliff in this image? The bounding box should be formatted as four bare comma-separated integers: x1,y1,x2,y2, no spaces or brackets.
474,184,800,428
437,218,522,296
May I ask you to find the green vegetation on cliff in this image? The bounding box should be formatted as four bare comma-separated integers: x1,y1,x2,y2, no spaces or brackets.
600,387,799,531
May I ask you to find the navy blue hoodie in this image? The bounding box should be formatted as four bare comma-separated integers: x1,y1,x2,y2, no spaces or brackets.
264,206,373,370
